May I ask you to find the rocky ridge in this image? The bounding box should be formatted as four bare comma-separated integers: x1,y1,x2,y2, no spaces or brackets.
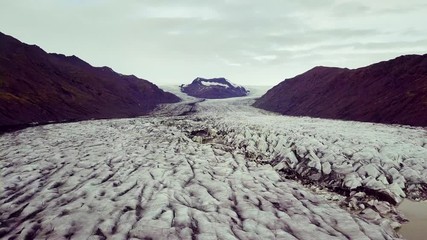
181,77,249,99
0,32,180,132
254,54,427,127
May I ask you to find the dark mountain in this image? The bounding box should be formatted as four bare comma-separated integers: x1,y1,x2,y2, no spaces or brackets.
253,54,427,127
0,32,180,131
181,77,249,99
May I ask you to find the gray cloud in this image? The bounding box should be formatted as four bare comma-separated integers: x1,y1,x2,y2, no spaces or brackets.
0,0,426,86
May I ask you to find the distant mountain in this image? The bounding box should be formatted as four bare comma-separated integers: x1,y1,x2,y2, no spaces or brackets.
0,32,180,131
253,55,427,127
181,77,249,99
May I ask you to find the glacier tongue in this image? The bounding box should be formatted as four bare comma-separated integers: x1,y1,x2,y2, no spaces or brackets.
1,93,426,239
194,97,427,205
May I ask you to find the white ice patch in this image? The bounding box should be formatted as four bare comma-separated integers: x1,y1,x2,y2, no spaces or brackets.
200,81,229,88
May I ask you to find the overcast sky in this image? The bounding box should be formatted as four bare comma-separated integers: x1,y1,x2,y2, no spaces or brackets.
1,0,427,86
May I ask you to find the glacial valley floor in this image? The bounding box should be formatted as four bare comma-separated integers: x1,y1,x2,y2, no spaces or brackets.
1,93,426,239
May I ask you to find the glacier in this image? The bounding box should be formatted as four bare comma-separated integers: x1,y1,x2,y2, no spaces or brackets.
0,86,426,239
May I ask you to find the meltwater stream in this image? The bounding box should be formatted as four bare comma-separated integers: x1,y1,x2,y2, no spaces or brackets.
399,200,427,240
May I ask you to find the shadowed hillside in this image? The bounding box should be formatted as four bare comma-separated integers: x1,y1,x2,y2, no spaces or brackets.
0,32,180,131
254,55,427,127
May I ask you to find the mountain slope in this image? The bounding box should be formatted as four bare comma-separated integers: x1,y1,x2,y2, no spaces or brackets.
181,77,248,99
253,55,427,127
0,32,180,130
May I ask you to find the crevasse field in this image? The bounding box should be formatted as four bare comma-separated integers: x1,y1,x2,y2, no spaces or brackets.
0,86,426,239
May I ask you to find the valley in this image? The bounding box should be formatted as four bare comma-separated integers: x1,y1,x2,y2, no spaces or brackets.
1,87,426,239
